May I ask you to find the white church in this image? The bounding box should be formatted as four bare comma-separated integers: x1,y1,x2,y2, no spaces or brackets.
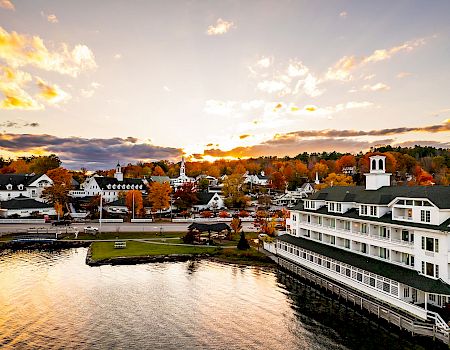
170,157,195,189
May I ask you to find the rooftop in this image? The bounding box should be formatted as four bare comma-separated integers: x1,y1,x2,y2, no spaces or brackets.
278,234,450,295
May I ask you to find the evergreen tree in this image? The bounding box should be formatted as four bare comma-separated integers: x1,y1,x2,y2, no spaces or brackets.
237,231,250,250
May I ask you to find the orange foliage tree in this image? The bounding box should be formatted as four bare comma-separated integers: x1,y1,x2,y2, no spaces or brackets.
148,182,171,217
42,168,73,206
316,172,355,190
125,190,144,217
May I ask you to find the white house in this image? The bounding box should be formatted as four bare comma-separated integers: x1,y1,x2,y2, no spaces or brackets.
170,157,195,189
243,171,270,186
0,194,56,217
0,174,53,202
73,163,147,203
274,155,450,333
193,192,225,212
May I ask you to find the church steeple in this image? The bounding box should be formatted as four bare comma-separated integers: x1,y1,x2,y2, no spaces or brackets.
180,156,186,177
114,161,123,182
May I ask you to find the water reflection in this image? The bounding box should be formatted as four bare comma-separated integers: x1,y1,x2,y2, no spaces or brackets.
0,249,443,350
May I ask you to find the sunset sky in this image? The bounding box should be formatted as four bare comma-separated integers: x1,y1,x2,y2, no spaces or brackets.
0,0,449,168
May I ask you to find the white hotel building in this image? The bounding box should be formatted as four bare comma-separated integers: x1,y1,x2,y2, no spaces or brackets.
276,156,450,331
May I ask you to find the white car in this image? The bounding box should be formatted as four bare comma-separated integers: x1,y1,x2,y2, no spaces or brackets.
258,233,268,239
84,226,99,234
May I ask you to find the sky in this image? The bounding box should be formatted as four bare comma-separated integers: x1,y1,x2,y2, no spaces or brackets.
0,0,449,169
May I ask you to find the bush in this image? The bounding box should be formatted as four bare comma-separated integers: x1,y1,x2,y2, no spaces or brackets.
200,210,213,218
238,210,249,217
218,210,230,218
237,232,250,250
182,230,195,244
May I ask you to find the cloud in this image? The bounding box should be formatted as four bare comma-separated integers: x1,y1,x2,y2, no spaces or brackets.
287,61,309,77
239,134,251,139
0,66,43,110
114,53,122,59
36,77,71,104
256,57,272,68
206,18,235,36
0,133,183,169
46,14,58,24
0,26,97,77
363,74,376,80
0,120,39,128
256,80,287,93
0,0,14,10
80,89,95,98
301,74,324,97
326,37,426,81
339,11,347,18
362,82,390,91
200,121,449,158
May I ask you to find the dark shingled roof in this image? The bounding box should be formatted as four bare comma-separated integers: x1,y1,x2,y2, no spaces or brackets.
196,192,216,205
301,206,450,232
308,185,450,209
0,174,45,191
94,177,146,190
277,234,450,295
0,195,52,210
188,222,230,232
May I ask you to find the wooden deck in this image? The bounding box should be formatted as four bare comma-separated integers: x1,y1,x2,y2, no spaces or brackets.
278,256,450,346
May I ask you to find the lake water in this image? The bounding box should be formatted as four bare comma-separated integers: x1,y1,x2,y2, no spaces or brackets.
0,248,440,350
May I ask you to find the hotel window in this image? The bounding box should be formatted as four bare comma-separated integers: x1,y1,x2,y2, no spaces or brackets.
357,273,362,282
330,236,335,245
335,265,340,273
336,203,342,212
329,203,335,211
361,243,367,254
420,210,431,223
361,205,367,215
318,216,322,225
344,239,350,249
422,237,439,252
361,223,368,234
423,262,435,277
344,221,350,231
330,219,336,228
318,232,322,241
307,215,311,223
380,248,388,259
379,227,389,238
436,265,439,278
305,201,309,209
369,277,376,287
292,215,297,221
326,261,331,269
370,206,377,216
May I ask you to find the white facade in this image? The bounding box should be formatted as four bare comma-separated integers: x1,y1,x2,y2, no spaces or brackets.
170,157,195,189
280,156,450,326
0,174,53,202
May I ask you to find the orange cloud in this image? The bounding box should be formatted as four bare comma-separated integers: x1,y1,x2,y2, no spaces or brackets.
0,0,14,10
0,26,96,77
35,77,71,104
0,66,43,110
239,134,251,139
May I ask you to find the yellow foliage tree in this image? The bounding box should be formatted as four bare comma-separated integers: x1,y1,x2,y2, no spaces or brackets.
315,172,355,190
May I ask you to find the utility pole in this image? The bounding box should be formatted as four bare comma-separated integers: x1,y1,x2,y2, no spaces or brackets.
99,192,103,232
132,191,135,220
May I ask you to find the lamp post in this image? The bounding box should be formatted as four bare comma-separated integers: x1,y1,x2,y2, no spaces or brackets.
99,192,103,233
132,191,135,220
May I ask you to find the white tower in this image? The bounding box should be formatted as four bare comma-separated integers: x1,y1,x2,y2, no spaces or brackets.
114,161,123,182
314,172,319,185
180,156,186,177
364,155,391,190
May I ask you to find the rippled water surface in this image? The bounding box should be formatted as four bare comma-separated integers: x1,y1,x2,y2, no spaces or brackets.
0,249,438,350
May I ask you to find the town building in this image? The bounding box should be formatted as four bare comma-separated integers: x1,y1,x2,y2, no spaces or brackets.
0,194,56,217
193,192,225,212
0,174,53,202
170,157,195,189
243,171,270,187
72,163,147,203
272,155,450,332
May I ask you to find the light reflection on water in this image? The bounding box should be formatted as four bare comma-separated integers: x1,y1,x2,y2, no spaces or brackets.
0,249,438,350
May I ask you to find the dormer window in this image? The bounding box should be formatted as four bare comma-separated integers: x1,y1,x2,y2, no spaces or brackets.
131,185,135,189
18,184,24,190
112,184,116,189
126,184,130,189
6,184,12,190
107,184,111,189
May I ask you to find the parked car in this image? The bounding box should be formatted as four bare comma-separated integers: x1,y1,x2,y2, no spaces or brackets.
84,226,99,234
52,220,71,226
258,233,268,239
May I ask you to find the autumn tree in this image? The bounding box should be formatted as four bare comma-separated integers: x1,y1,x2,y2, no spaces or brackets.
54,202,64,219
10,159,29,174
270,171,286,190
148,182,171,217
230,217,242,240
153,165,165,176
310,161,329,181
125,190,144,217
335,155,356,173
315,172,355,190
174,182,198,211
42,168,73,207
223,173,249,209
29,154,61,174
258,194,272,209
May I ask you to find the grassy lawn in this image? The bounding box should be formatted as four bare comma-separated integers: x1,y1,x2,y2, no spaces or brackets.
213,247,274,265
90,241,220,260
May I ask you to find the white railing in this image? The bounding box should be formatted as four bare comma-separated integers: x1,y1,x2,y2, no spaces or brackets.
130,219,153,223
427,310,450,331
98,219,123,223
0,219,46,224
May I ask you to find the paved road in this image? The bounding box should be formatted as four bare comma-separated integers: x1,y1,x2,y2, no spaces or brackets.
0,222,258,234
